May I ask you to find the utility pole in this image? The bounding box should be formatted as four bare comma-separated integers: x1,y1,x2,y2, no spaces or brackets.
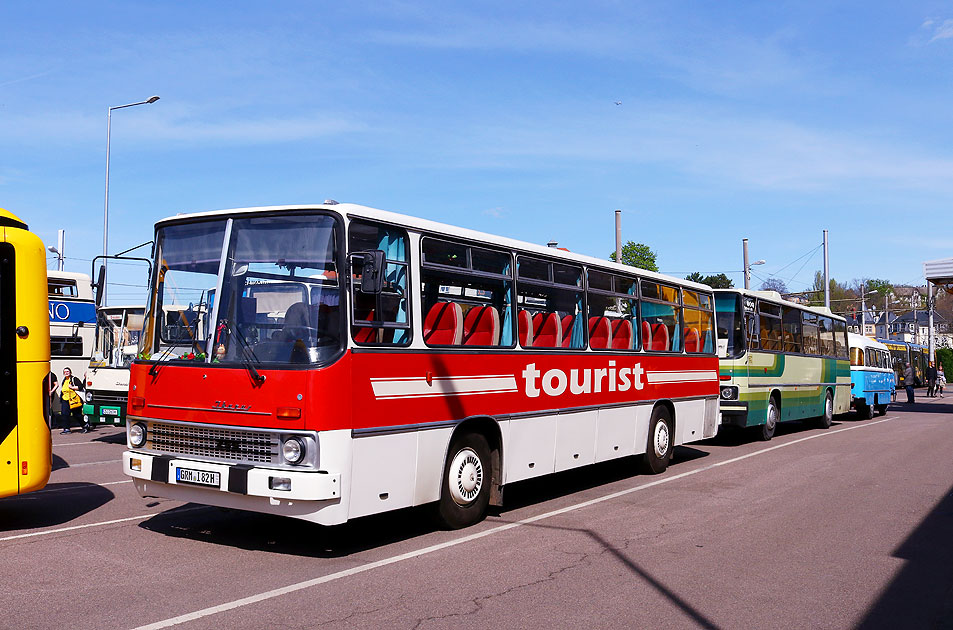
614,209,622,265
743,238,750,290
929,282,935,361
824,230,831,309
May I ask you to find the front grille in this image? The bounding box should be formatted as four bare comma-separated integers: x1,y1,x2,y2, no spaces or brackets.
146,421,279,465
90,392,127,405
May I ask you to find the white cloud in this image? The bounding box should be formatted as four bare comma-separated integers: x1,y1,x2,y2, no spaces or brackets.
928,18,953,42
482,206,506,218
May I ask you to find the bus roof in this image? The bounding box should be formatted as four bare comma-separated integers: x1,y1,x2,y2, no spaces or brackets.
713,287,845,321
155,203,715,292
848,332,887,351
48,269,94,300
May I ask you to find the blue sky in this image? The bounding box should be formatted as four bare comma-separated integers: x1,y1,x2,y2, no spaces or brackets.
3,1,953,305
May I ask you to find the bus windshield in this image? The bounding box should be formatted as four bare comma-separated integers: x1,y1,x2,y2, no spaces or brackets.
95,307,144,368
714,293,745,358
141,213,342,365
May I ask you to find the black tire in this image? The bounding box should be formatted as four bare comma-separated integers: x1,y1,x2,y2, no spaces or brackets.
815,391,833,429
641,406,673,475
858,402,874,420
757,396,779,441
876,404,888,416
435,433,492,530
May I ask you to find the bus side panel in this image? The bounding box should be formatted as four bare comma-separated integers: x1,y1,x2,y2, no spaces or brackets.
15,360,51,493
8,228,50,363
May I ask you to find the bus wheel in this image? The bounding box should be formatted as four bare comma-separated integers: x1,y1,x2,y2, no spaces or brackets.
858,402,874,419
641,406,673,475
436,433,492,530
816,391,833,429
876,403,888,416
758,397,779,441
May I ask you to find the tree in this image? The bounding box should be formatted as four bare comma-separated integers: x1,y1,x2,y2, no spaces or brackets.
808,270,850,307
685,272,733,288
759,278,788,294
857,278,893,299
609,241,658,272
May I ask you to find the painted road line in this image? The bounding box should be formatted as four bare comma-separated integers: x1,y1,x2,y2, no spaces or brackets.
0,505,207,543
129,416,897,630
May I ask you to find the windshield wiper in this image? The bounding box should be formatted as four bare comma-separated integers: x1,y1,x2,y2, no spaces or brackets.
221,319,265,384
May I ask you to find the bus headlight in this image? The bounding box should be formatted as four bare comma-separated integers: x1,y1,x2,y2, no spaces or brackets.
281,437,306,465
129,422,147,448
720,386,739,401
85,391,93,402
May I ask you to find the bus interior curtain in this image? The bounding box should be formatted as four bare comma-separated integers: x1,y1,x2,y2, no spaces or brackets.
571,294,584,348
500,264,513,344
378,229,407,343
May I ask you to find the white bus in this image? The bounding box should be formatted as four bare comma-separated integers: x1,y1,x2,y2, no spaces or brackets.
47,270,95,380
83,305,145,426
124,202,721,528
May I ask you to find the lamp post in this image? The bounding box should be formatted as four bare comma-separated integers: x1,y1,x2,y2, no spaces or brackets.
47,229,65,271
741,238,765,289
860,285,878,338
103,95,159,305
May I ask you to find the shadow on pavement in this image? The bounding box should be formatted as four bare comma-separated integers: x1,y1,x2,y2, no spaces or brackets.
856,482,953,629
51,453,69,471
91,430,128,445
138,449,708,557
138,502,442,558
0,483,115,531
888,399,953,415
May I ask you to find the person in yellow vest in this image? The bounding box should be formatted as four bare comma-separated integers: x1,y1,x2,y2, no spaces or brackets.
59,367,89,434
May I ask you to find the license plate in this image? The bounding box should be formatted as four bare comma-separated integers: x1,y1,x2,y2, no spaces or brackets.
175,468,221,487
102,407,119,416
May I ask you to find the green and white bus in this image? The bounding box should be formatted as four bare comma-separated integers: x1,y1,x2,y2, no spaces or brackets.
714,289,851,440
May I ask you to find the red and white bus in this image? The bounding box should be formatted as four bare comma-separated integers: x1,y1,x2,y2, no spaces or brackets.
123,203,720,528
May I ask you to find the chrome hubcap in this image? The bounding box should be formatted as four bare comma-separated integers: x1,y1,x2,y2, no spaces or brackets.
653,421,670,458
448,447,483,506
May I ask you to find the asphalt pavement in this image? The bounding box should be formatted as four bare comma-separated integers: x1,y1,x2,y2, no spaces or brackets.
2,395,952,630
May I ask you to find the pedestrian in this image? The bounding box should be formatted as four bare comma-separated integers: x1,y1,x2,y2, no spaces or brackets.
904,362,915,404
927,361,938,397
938,365,946,398
58,367,89,434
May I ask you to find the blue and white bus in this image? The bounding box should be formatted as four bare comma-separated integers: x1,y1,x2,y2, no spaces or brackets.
848,333,894,418
47,270,96,379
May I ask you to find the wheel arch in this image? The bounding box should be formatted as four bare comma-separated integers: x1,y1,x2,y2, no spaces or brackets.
446,416,503,507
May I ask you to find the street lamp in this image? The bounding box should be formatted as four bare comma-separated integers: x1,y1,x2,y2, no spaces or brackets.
102,95,159,305
860,285,878,337
742,237,766,289
47,228,65,271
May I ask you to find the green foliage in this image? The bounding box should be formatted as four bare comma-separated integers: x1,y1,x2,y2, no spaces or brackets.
685,272,733,288
808,271,851,307
937,348,953,381
861,278,893,298
609,241,659,272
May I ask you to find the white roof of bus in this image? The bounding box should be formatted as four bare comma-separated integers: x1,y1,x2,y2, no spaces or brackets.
155,203,714,292
48,269,93,300
712,287,844,321
848,332,887,351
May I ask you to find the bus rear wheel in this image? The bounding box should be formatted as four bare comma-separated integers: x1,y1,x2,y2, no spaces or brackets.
858,402,874,420
435,432,492,530
640,406,673,475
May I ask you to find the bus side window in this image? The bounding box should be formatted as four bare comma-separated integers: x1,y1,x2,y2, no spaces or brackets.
348,221,410,345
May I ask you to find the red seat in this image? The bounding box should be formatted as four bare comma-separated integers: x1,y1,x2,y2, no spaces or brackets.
560,315,575,348
353,309,376,343
423,302,463,345
642,321,652,349
463,306,500,346
611,319,633,350
684,327,700,353
650,323,670,351
588,316,611,350
518,310,534,347
534,313,562,347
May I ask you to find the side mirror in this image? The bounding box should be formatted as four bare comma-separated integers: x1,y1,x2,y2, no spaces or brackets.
350,250,385,294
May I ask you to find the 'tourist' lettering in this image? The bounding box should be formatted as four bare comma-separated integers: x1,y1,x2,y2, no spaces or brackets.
521,361,645,398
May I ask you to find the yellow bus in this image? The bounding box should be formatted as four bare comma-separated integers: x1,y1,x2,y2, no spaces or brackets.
0,208,52,498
